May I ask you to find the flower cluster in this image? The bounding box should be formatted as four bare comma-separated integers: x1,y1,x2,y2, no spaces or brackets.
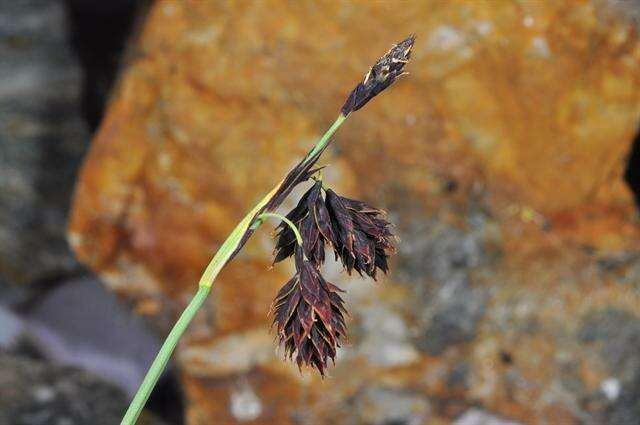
266,35,412,376
270,180,396,375
274,181,395,278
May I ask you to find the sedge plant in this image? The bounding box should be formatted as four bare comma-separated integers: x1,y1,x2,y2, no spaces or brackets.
121,35,415,425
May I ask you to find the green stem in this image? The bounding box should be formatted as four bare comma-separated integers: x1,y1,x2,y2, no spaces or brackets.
253,212,303,246
121,114,347,425
120,285,210,425
306,114,347,160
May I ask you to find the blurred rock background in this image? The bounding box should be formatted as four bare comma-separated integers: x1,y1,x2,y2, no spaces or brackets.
3,0,640,424
0,1,175,424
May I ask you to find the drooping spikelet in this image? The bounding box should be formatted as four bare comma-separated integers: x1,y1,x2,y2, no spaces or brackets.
270,247,347,376
325,189,395,279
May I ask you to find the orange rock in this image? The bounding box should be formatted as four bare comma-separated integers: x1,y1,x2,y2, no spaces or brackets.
69,1,640,423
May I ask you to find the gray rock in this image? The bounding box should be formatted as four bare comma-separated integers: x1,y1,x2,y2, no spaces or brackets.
357,305,420,367
394,208,496,355
396,217,489,285
453,408,521,425
22,275,161,397
578,308,640,377
0,305,24,349
229,380,262,422
352,386,431,425
578,308,640,423
0,0,88,285
0,352,128,425
447,362,471,391
417,277,488,356
609,0,640,29
609,372,640,425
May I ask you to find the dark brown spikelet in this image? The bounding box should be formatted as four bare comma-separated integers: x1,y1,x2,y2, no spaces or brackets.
270,247,347,376
325,189,395,279
341,35,415,115
273,180,338,266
